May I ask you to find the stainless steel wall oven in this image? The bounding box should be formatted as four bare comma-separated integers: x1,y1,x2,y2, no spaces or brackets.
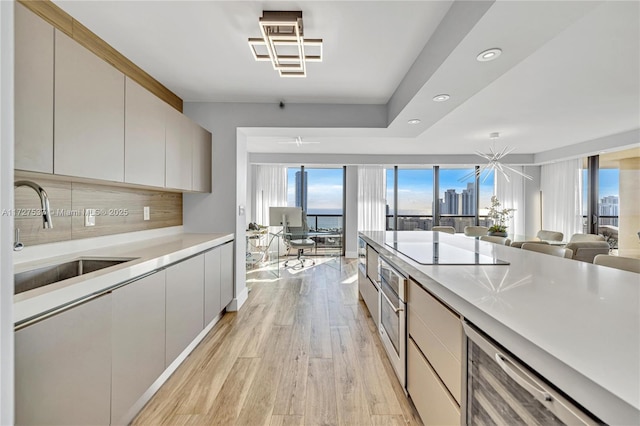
378,256,407,389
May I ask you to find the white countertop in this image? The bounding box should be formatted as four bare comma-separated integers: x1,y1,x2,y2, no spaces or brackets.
14,232,234,325
360,231,640,425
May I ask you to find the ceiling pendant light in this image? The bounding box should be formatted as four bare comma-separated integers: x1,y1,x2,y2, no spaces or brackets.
461,133,532,183
248,11,323,78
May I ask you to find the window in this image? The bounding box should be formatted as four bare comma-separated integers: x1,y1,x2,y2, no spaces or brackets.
478,171,495,227
386,168,395,230
396,168,433,230
438,168,476,232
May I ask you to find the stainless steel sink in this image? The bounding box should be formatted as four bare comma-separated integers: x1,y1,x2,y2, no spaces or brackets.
15,257,137,295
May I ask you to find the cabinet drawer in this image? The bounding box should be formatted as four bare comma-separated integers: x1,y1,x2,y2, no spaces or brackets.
408,339,460,426
366,244,379,282
359,272,379,325
408,280,462,402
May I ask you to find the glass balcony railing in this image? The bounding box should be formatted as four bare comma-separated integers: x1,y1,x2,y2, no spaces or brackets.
387,215,493,233
305,214,343,253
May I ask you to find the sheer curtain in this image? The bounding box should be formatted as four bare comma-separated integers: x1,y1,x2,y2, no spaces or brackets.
358,166,386,231
496,168,526,237
541,159,583,239
254,165,288,226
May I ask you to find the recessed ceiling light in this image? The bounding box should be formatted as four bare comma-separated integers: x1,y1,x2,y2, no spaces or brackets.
477,48,502,62
489,132,500,139
408,119,421,125
432,94,450,102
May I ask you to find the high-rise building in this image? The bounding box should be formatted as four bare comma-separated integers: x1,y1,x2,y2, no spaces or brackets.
461,182,475,215
295,171,308,211
599,195,619,216
443,189,459,215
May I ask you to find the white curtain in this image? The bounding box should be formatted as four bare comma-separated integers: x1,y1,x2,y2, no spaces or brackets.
358,166,386,231
253,165,288,226
495,167,526,237
541,159,583,240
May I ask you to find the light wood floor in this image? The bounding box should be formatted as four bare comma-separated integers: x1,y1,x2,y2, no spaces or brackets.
133,258,422,426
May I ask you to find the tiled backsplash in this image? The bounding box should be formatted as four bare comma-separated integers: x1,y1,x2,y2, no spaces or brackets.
14,173,182,247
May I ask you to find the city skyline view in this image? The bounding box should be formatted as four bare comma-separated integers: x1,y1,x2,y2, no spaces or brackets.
284,167,621,220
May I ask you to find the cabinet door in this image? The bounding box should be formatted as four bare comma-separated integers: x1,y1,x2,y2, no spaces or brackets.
165,105,192,190
14,3,54,173
220,242,235,308
192,122,212,192
204,247,222,325
112,271,166,425
54,30,125,182
166,255,204,365
124,77,166,187
15,294,112,426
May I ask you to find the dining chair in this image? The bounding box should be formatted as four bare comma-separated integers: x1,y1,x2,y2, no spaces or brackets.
464,226,489,237
479,235,512,246
593,255,640,273
521,243,573,259
536,230,564,242
432,226,455,234
564,241,610,263
510,240,549,248
569,233,606,243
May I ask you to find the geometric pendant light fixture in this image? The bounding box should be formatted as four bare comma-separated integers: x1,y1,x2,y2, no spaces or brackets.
461,132,533,183
248,11,323,77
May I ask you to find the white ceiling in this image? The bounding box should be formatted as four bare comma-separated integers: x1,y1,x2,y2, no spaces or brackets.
53,0,640,158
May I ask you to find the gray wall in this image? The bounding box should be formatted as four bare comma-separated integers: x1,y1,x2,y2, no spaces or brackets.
344,166,358,258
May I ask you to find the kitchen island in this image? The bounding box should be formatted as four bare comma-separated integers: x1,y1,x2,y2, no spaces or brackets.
359,230,639,425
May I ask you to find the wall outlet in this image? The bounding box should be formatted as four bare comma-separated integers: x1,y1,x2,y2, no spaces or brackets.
143,206,150,221
85,209,96,227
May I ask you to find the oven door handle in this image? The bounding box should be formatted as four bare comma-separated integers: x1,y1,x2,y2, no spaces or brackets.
380,288,403,313
495,352,553,403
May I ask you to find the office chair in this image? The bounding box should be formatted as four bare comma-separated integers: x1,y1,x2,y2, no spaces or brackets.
283,211,316,269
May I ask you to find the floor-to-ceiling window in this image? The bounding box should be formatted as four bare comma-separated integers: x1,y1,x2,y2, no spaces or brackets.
395,168,434,230
438,168,477,232
384,166,495,232
287,166,345,253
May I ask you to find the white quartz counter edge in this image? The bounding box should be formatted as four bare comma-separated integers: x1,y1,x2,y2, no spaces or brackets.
14,233,234,325
359,232,639,425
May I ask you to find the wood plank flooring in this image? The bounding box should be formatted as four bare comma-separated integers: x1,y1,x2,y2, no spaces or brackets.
133,258,422,425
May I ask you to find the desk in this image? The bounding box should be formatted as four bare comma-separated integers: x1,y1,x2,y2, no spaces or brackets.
246,230,280,277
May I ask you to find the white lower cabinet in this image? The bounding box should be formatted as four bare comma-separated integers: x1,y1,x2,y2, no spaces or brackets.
204,247,222,324
15,294,112,426
220,242,234,308
165,255,205,365
408,339,460,426
111,271,166,425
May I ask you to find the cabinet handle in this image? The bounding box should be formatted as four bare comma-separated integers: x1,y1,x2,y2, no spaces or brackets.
495,352,553,403
380,289,403,313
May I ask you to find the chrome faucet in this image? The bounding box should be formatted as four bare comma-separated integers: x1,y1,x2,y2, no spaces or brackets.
15,180,53,229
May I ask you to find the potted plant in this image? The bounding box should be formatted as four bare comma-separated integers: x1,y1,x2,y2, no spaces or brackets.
486,196,515,237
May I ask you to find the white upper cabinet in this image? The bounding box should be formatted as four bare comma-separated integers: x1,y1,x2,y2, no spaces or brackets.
54,30,125,182
14,3,54,173
191,121,212,193
165,104,193,191
124,77,166,187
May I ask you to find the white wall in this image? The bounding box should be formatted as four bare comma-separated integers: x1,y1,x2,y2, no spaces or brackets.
182,102,387,309
0,1,15,422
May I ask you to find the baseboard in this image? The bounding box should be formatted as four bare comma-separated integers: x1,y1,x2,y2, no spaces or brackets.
226,286,249,312
117,311,224,425
345,250,358,259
